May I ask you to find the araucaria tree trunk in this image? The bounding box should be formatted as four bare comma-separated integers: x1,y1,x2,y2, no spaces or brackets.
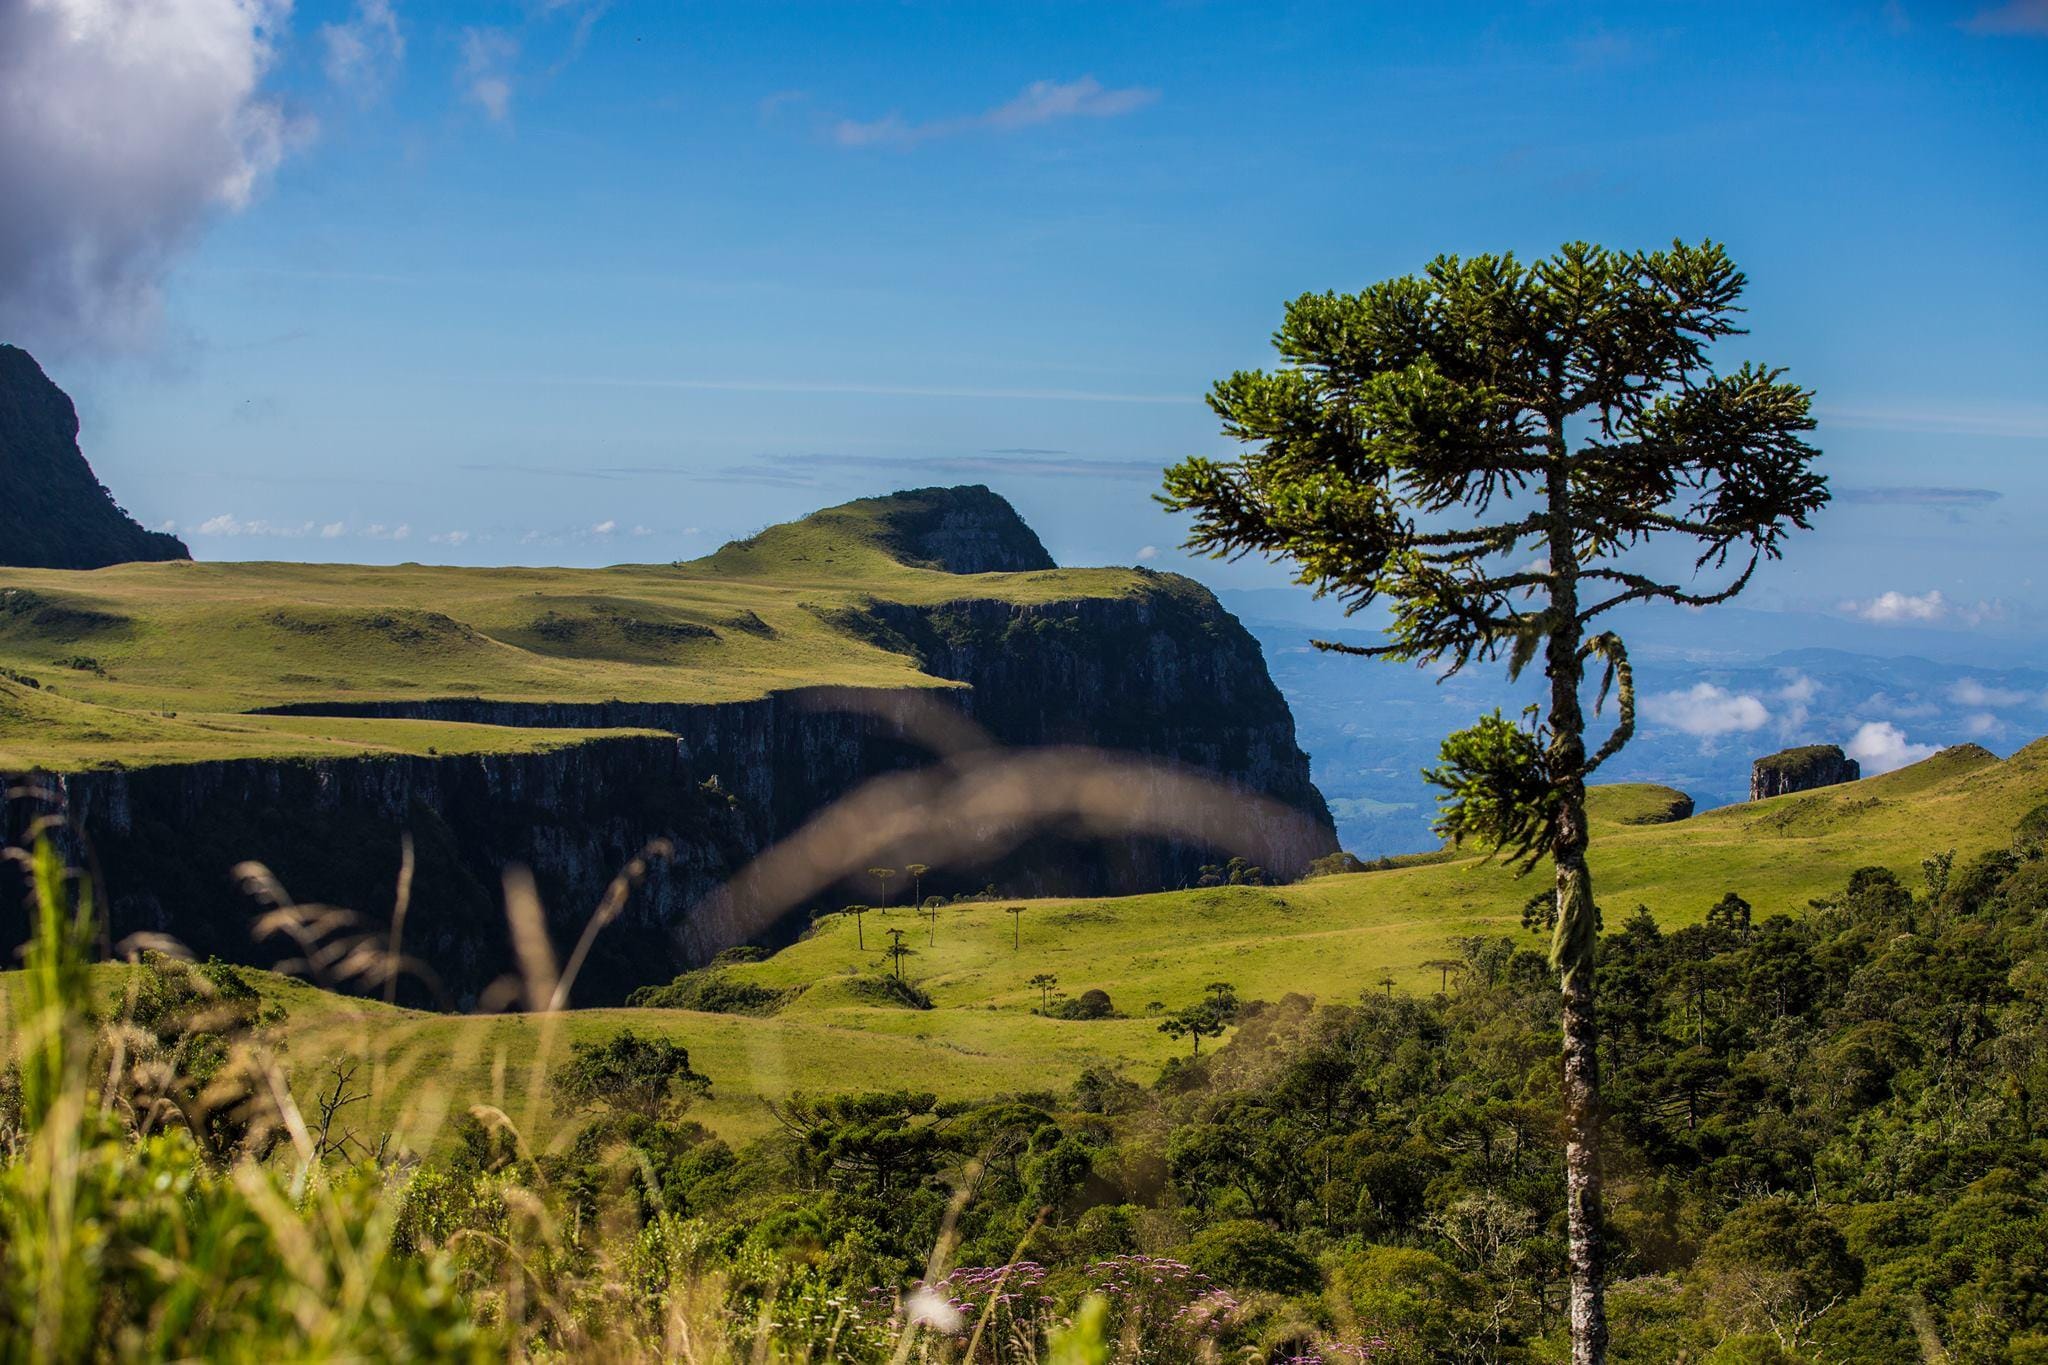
1549,451,1608,1365
1555,814,1608,1364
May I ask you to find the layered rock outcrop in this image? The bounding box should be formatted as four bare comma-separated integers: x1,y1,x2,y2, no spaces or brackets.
1750,744,1860,801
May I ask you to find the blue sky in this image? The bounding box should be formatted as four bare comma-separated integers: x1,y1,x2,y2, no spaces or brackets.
7,0,2046,654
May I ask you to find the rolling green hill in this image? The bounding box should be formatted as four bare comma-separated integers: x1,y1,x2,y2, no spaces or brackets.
27,737,2031,1152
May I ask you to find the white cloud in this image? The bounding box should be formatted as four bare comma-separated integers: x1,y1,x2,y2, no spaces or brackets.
591,519,617,535
630,524,653,537
834,75,1158,148
1777,674,1819,704
321,0,403,100
461,27,517,121
1773,673,1818,735
319,521,346,538
193,513,316,538
1950,678,2032,708
1136,545,1159,562
1962,712,2002,737
1845,721,1940,774
1842,589,1946,623
429,530,470,546
363,522,411,541
0,0,300,350
985,76,1158,129
1640,683,1771,738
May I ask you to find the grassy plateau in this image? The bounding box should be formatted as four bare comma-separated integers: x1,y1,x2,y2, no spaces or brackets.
0,490,1154,771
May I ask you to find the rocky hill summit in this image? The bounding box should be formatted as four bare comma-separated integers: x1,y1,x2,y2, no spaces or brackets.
1751,743,1860,800
708,483,1055,575
0,344,189,569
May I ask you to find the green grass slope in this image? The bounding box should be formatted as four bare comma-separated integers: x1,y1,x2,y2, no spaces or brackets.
23,739,2032,1150
0,488,1153,771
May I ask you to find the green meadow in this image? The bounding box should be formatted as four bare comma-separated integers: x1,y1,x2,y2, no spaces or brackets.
35,737,2031,1153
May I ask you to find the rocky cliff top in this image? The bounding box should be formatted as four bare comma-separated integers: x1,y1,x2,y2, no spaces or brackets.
865,485,1058,573
0,344,189,569
712,485,1056,575
1751,743,1860,801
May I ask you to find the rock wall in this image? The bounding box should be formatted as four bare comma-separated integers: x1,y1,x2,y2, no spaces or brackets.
6,580,1336,1004
1750,744,1861,801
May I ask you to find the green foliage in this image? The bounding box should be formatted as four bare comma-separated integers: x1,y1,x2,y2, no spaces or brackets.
1425,709,1559,871
12,826,2048,1361
1700,1199,1862,1350
1196,856,1270,887
843,973,935,1009
1304,851,1370,878
1184,1218,1319,1294
1044,988,1117,1021
550,1028,710,1121
625,967,786,1014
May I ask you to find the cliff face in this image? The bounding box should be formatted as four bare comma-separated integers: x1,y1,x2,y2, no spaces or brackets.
7,575,1336,1005
0,344,190,568
1751,744,1861,801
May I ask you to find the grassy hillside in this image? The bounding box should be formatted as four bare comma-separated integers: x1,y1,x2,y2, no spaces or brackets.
0,487,1157,771
33,738,2032,1152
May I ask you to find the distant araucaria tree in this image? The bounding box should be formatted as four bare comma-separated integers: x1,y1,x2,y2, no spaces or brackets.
1162,240,1826,1364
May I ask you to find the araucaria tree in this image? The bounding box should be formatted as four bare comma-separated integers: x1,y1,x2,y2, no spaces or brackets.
1162,241,1825,1364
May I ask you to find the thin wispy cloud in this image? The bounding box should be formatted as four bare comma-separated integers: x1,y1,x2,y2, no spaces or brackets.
756,452,1164,481
321,0,404,101
1818,403,2048,439
833,75,1158,148
1949,678,2039,708
1965,0,2048,35
535,375,1196,405
1834,486,2002,506
460,27,518,121
462,449,1166,486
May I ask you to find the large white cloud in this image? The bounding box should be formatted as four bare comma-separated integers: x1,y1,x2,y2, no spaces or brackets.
1640,683,1771,738
1844,721,1939,774
0,0,299,350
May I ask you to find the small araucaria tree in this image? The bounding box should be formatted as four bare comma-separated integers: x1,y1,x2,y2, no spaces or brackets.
1162,240,1825,1364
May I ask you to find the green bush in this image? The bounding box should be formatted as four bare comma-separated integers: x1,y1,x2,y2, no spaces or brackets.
1185,1218,1319,1295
